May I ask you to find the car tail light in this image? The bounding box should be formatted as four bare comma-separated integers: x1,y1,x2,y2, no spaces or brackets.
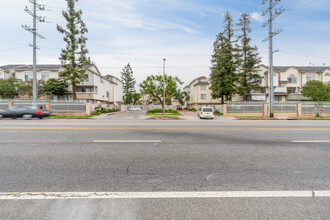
36,110,43,114
201,112,203,115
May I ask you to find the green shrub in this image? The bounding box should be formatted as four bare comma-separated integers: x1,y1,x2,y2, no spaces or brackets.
146,109,180,115
214,110,223,115
93,106,120,115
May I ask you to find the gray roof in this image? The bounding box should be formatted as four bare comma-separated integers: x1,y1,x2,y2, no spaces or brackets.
274,66,330,72
0,64,62,71
0,65,26,70
0,64,95,71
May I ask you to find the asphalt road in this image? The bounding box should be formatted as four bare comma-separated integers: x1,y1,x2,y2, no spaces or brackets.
0,117,329,219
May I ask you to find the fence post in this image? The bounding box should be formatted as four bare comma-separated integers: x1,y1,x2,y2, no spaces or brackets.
223,104,228,116
45,102,51,111
8,102,14,108
86,103,91,115
263,104,268,117
297,104,302,117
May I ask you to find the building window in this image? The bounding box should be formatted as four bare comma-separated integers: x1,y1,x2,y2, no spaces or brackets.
95,87,98,95
288,74,297,83
41,71,50,81
251,89,255,94
24,71,33,81
84,74,89,82
324,73,330,77
106,91,109,98
198,78,206,83
82,88,91,93
306,74,315,82
201,85,206,90
100,77,103,83
287,88,295,94
201,94,206,99
279,83,285,87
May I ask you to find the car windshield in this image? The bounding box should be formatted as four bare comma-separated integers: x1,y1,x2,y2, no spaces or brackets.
202,108,213,112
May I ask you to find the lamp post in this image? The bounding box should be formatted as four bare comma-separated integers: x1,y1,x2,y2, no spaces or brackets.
162,58,166,116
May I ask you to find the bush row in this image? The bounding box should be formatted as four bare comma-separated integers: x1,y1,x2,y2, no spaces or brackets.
92,107,120,115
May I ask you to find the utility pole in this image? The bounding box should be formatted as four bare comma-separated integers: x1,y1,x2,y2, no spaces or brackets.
262,0,284,118
22,0,46,107
162,58,166,116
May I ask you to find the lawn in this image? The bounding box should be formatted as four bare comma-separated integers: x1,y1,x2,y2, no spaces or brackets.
149,116,180,119
146,109,181,115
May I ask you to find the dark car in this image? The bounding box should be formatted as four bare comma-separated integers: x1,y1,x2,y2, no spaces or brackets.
0,106,50,120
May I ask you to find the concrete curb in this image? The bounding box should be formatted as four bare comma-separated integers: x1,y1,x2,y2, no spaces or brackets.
107,111,126,116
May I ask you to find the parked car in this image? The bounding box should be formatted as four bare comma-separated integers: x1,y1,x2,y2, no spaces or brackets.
128,107,141,111
0,106,50,120
198,107,214,119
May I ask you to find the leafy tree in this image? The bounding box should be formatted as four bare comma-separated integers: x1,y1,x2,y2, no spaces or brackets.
140,75,183,108
44,79,68,97
124,92,141,105
236,13,262,101
175,90,189,106
0,77,20,99
210,11,240,104
302,80,330,116
18,80,49,98
57,0,91,100
121,63,136,104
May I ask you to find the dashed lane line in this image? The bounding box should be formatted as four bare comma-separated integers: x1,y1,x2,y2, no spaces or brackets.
0,191,329,199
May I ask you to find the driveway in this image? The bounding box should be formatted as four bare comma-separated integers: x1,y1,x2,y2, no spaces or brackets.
95,110,147,120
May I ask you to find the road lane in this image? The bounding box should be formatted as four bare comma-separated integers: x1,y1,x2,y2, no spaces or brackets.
0,119,329,219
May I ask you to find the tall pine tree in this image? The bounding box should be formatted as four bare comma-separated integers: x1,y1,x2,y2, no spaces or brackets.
210,12,240,104
57,0,91,100
237,13,262,101
121,63,136,104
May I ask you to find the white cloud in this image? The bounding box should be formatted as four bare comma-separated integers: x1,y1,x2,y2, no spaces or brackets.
251,12,263,22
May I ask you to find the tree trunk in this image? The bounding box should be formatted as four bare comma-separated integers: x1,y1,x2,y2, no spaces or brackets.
72,84,77,100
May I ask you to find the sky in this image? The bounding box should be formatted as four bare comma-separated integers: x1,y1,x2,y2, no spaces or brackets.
1,0,330,88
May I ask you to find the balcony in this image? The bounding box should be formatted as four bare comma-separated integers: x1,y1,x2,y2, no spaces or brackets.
287,93,310,101
76,92,94,100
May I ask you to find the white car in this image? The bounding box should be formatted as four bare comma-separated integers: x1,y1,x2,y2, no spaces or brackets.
198,107,214,119
128,107,141,111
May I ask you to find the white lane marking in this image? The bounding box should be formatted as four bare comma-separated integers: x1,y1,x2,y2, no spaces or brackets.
292,140,330,143
0,191,329,200
93,140,162,143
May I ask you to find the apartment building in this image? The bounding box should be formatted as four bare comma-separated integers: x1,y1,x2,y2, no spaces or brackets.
184,76,242,109
255,65,330,102
0,64,123,105
184,65,330,107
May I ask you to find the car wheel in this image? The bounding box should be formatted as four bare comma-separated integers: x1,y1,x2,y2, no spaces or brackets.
0,114,3,120
23,114,33,120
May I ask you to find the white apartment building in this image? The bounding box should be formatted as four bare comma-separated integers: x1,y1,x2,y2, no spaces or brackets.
184,65,330,107
255,65,330,102
184,76,242,108
0,64,124,105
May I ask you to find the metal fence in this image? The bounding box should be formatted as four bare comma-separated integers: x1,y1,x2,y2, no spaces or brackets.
273,103,297,113
227,103,264,113
50,102,86,112
0,103,8,110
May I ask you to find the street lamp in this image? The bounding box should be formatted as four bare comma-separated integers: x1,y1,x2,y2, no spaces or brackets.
162,58,166,116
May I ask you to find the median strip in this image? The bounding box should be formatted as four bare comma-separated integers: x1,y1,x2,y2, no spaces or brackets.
0,191,329,200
